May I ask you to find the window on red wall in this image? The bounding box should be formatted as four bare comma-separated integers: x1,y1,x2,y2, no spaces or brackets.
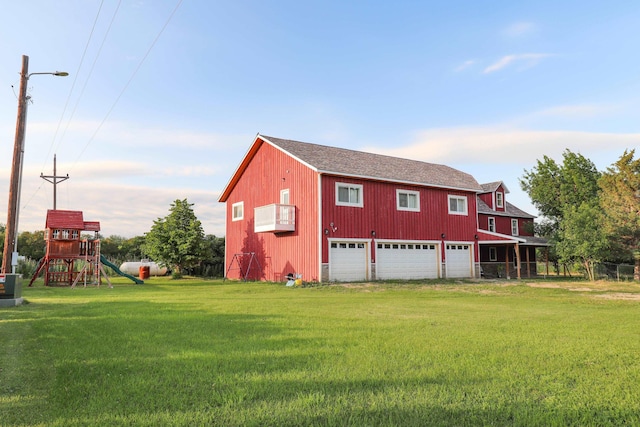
496,192,504,208
336,183,363,207
511,219,519,236
448,195,468,215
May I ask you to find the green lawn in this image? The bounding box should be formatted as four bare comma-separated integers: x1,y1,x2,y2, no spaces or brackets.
2,277,640,426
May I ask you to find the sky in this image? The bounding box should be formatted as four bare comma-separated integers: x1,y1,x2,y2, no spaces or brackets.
1,1,639,239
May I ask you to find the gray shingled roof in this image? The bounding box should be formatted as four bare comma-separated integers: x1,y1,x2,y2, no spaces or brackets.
481,181,505,193
477,198,535,219
262,135,483,192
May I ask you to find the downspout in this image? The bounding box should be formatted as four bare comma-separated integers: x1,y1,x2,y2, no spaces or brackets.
318,173,323,283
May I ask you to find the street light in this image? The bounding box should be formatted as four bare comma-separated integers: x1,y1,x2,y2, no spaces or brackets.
2,55,68,274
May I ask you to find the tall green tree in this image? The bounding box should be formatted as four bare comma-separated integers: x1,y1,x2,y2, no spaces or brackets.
143,199,206,277
556,201,609,280
520,150,602,278
599,149,640,280
521,150,601,232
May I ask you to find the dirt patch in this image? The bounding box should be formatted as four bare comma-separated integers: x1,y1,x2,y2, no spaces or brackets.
593,293,640,301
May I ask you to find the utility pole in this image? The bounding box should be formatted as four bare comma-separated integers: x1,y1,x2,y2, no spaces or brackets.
1,55,68,274
40,154,69,210
2,55,29,274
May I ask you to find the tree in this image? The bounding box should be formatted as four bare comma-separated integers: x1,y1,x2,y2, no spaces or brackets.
556,202,609,280
599,149,640,280
520,150,602,277
17,230,46,261
143,199,206,277
521,150,601,233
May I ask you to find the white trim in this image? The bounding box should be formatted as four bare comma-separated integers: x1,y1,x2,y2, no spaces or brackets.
396,189,420,212
476,229,526,243
496,191,504,209
448,195,468,215
232,201,244,221
511,219,519,236
280,188,289,204
488,217,496,232
320,171,482,193
336,182,363,207
318,176,323,282
489,247,497,261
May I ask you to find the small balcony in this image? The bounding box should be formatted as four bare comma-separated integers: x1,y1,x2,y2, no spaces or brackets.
254,204,296,233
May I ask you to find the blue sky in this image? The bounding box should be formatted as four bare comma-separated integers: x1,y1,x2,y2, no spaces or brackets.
1,1,638,238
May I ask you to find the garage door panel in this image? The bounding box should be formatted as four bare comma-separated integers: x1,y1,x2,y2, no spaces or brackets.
329,241,368,282
377,242,439,280
445,244,472,278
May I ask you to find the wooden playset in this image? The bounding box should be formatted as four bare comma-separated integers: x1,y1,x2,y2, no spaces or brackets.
29,209,142,287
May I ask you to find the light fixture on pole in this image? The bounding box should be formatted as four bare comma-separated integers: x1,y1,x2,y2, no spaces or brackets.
2,55,68,274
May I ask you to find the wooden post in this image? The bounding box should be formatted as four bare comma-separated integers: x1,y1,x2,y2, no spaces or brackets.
515,243,521,280
2,55,29,274
505,245,510,279
526,246,531,278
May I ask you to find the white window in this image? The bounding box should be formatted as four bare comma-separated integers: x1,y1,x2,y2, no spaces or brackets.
496,192,504,208
488,217,496,232
280,189,290,205
396,189,420,212
232,202,244,221
336,183,363,207
511,219,519,236
489,247,497,261
448,195,468,215
280,189,290,223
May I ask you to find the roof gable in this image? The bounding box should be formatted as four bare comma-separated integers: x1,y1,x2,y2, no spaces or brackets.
45,210,85,229
219,135,482,201
477,198,535,219
480,181,510,194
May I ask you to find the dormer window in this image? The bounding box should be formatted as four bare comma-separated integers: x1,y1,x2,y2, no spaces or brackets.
496,192,504,209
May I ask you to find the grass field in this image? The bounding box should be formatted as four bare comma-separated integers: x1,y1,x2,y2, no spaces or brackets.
2,277,640,426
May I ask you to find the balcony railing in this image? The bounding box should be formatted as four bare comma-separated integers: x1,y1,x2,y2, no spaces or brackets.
254,204,296,233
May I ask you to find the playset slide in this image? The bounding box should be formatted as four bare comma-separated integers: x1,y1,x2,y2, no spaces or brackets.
100,255,144,284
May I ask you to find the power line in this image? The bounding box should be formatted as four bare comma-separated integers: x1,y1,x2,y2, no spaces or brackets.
71,0,185,171
54,0,123,156
41,0,106,172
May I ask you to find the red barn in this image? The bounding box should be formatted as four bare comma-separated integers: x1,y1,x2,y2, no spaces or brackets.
220,135,548,283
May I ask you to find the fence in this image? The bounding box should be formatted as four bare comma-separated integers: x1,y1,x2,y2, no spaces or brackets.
535,262,637,281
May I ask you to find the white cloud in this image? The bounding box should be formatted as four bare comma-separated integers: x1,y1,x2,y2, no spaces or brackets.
502,22,537,38
365,126,640,168
3,174,226,238
454,60,476,72
484,53,553,73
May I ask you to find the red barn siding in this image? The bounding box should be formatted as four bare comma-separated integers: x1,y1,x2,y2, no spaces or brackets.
479,193,493,210
224,141,320,282
478,214,534,238
321,176,479,263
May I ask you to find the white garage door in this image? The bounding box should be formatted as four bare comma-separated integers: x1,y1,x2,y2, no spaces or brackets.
445,244,473,278
376,242,439,280
329,241,368,282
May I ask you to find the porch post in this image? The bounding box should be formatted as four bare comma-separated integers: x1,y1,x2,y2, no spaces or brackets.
526,246,531,278
515,243,521,280
505,246,510,279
